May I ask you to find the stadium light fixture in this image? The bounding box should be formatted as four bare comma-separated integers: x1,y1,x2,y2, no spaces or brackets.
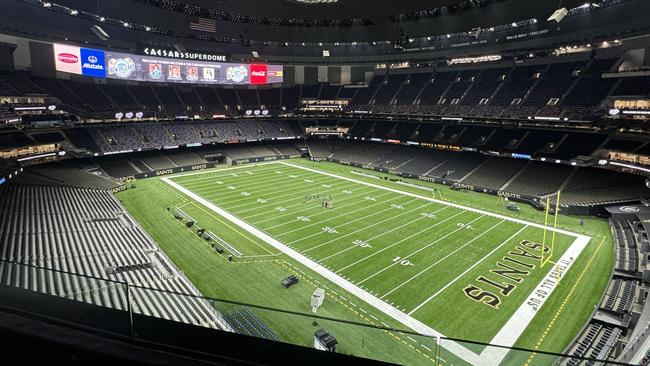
115,112,124,119
125,112,134,119
135,112,144,119
70,9,78,15
42,2,51,7
251,51,259,58
322,50,330,57
91,25,110,41
547,7,568,23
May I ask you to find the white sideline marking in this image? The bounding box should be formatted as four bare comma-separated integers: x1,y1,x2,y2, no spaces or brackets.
408,226,529,315
161,175,481,364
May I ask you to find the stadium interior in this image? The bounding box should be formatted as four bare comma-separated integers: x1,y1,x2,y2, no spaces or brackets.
1,0,650,365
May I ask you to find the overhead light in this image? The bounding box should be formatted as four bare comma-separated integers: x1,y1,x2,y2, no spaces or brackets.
42,2,51,7
323,50,330,57
99,16,105,22
174,43,186,53
145,26,151,31
70,9,78,15
511,22,518,27
251,50,259,58
123,22,130,27
91,25,110,41
547,7,568,23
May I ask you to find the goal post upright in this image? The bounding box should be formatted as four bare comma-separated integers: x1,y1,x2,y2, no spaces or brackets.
541,197,551,268
541,191,562,270
550,190,562,262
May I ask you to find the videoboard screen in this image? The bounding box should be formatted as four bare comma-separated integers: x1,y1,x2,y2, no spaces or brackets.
53,44,283,85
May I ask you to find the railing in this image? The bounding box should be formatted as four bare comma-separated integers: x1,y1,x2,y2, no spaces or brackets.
0,259,636,366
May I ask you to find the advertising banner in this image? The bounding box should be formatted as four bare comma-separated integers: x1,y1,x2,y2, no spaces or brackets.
53,44,283,85
53,43,82,75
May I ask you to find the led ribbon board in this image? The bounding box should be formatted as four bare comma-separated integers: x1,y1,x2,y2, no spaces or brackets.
53,44,283,85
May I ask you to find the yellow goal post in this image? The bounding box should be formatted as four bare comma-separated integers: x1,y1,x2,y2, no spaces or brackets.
540,191,562,270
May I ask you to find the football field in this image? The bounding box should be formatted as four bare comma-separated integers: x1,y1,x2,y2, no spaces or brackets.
158,159,593,365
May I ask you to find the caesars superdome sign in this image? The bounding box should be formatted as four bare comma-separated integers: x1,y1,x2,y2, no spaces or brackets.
143,48,227,62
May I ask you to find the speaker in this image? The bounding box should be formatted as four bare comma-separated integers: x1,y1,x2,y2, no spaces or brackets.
90,25,110,41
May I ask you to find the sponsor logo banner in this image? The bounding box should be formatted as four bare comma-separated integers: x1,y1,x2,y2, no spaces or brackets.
53,44,82,74
80,48,106,78
250,64,268,85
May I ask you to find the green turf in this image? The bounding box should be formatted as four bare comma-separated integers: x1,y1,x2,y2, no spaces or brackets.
116,158,614,365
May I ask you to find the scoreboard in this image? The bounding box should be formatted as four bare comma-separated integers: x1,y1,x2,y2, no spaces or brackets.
53,44,283,86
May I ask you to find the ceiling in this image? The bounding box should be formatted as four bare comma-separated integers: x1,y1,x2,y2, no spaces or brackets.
190,0,480,21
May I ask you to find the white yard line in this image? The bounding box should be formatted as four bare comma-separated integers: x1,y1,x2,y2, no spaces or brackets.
257,189,392,229
206,178,350,211
271,192,403,236
187,169,309,192
166,162,278,179
408,226,529,315
278,161,584,238
381,220,507,299
357,215,486,285
299,201,439,251
317,204,440,262
335,209,463,273
237,180,359,217
177,165,293,187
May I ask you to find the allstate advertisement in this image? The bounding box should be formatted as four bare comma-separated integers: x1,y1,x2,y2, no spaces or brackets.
53,44,106,78
80,48,106,78
53,43,282,85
